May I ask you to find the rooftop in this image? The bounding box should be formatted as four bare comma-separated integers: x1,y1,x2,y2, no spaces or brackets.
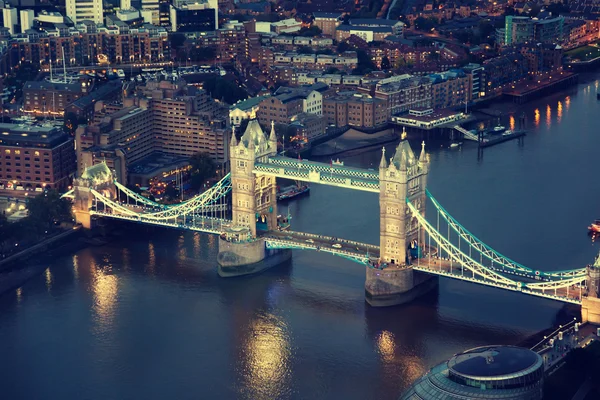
448,346,541,378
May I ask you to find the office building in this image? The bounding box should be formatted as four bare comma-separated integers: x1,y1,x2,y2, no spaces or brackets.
0,123,75,191
323,92,387,129
2,6,17,35
170,0,217,32
19,9,34,33
400,346,544,400
312,12,342,37
66,0,103,24
504,15,564,46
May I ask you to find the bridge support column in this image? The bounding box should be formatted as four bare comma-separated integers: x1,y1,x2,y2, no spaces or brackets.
582,264,600,324
365,266,437,307
217,226,291,277
581,297,600,325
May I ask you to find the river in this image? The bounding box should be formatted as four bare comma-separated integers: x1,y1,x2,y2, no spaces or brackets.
1,78,599,400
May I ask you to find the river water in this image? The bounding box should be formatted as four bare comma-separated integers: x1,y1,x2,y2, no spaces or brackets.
1,78,600,400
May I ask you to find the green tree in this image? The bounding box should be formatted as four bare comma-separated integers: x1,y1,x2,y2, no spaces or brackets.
297,46,313,54
190,46,216,61
170,33,187,49
352,49,376,75
414,17,436,31
203,77,248,104
299,26,322,37
189,152,217,190
337,41,351,53
381,56,391,70
26,190,72,232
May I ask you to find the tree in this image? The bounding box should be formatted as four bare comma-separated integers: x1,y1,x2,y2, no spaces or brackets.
414,17,436,32
297,46,313,55
189,152,217,191
298,26,322,37
64,112,86,135
381,56,391,70
190,46,216,62
352,49,376,75
170,33,187,49
274,123,294,150
26,190,72,232
337,41,351,53
203,77,248,104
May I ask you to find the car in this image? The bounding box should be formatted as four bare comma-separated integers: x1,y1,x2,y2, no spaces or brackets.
305,239,314,243
332,244,342,249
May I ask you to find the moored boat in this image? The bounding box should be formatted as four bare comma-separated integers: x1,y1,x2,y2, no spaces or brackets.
589,219,600,233
277,184,310,201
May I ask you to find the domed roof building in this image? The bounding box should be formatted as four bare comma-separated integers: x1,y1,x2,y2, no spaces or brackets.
399,346,544,400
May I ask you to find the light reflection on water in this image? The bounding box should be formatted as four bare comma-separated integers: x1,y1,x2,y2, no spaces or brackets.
240,313,292,400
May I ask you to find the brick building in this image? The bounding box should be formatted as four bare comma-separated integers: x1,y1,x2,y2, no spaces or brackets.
0,123,75,191
323,92,387,129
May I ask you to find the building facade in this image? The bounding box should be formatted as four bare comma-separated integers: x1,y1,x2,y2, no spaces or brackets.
66,0,103,24
0,123,75,191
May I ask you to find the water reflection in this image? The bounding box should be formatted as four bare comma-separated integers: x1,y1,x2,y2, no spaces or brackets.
45,268,53,291
241,314,291,399
148,242,156,274
565,95,571,111
16,287,22,303
376,330,396,363
73,255,79,280
509,115,515,131
91,259,118,328
546,104,552,127
557,101,563,123
534,108,540,127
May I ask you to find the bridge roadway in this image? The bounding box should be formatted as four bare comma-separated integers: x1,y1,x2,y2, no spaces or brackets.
263,230,380,263
412,256,585,304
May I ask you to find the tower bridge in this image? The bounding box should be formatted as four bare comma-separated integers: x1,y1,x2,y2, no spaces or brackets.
69,119,600,323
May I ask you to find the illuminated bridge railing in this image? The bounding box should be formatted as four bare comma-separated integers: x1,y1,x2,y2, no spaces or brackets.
262,156,379,180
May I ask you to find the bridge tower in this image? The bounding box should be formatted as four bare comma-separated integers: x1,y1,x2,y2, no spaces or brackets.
366,137,436,306
582,252,600,324
218,120,290,277
72,162,115,229
229,120,278,236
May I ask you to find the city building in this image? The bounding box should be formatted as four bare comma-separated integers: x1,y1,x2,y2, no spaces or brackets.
335,18,404,43
429,70,472,110
76,77,230,185
135,77,229,165
270,18,301,34
76,100,153,183
400,346,544,399
312,12,342,37
504,15,564,46
170,0,218,33
289,113,327,141
0,123,76,191
2,6,17,35
23,78,94,116
230,95,270,127
257,84,326,126
462,63,484,100
19,9,34,33
360,75,432,116
323,92,387,129
66,0,103,24
518,43,563,75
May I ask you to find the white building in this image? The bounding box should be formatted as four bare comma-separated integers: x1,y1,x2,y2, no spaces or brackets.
66,0,103,24
302,90,322,116
120,0,131,10
19,9,34,33
2,6,17,35
229,95,269,127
